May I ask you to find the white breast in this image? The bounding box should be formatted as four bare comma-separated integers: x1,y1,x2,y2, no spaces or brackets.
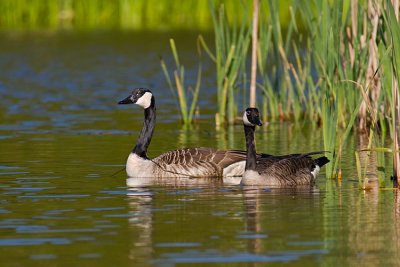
240,170,264,185
126,153,155,177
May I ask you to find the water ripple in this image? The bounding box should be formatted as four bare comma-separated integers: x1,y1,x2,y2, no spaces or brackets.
155,242,201,248
18,194,90,199
153,251,299,265
0,238,71,246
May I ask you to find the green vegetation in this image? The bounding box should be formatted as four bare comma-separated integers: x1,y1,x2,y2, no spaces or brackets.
160,38,202,124
0,0,292,31
204,3,251,125
190,0,399,186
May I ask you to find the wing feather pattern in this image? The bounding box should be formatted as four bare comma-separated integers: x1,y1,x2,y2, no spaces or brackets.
255,152,325,185
151,147,249,178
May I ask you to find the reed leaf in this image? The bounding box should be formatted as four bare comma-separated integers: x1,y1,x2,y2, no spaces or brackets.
160,38,202,124
207,2,250,125
355,151,363,188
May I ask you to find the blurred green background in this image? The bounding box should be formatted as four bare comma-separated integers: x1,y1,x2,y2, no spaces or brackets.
0,0,292,31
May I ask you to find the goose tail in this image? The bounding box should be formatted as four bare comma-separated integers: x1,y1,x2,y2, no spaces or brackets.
315,156,330,167
310,156,330,179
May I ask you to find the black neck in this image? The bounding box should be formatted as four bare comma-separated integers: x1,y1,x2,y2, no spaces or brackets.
133,97,156,159
244,125,257,171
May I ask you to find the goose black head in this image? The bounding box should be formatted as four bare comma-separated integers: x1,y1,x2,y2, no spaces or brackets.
243,107,263,127
118,88,153,109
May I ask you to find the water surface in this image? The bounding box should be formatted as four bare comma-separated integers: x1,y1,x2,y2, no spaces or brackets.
0,31,399,266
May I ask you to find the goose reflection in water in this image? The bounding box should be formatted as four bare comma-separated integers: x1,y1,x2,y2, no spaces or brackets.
125,177,225,265
241,186,321,257
124,176,323,265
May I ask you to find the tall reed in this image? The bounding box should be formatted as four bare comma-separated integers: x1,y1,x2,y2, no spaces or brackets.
295,0,389,180
160,38,202,124
249,0,259,108
296,0,343,178
159,0,400,187
257,1,309,122
383,0,400,185
202,2,251,125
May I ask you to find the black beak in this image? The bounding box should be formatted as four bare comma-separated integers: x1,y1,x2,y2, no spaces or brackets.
255,117,263,126
118,95,133,104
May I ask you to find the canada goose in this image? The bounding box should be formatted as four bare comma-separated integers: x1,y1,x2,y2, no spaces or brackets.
118,88,251,178
241,107,329,186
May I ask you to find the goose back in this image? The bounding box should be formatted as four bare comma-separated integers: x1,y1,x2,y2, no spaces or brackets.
154,147,247,166
151,147,249,178
254,154,321,185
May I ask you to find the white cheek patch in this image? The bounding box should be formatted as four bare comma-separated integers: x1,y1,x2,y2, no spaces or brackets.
135,92,153,109
243,112,254,126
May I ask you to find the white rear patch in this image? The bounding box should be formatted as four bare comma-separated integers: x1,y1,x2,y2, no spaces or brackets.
243,112,254,126
135,92,153,109
311,165,320,178
223,160,246,177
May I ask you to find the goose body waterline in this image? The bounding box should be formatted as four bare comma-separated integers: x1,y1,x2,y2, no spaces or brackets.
241,108,329,186
118,88,250,178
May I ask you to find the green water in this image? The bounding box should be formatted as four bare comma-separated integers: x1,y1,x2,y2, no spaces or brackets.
0,31,399,266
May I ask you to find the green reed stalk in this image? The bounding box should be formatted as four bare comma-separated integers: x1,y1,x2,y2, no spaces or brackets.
160,38,201,124
249,0,259,108
355,151,363,188
257,2,275,121
295,0,383,180
257,1,306,122
386,1,400,184
357,129,375,189
375,0,400,185
375,136,387,187
206,2,250,125
267,0,286,119
298,0,344,178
